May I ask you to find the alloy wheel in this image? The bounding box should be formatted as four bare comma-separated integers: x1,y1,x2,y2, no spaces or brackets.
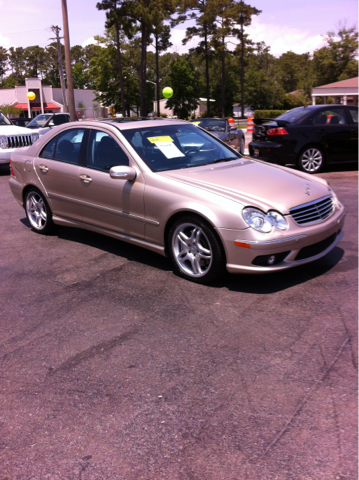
26,191,48,230
172,223,213,278
300,148,323,173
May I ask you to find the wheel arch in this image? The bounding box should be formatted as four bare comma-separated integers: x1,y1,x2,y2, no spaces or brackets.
163,210,227,264
22,184,49,208
297,143,326,162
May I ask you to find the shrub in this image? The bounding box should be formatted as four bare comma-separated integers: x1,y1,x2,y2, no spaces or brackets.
0,104,22,117
254,110,287,119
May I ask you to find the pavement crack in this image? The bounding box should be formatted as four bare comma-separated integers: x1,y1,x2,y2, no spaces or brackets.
319,344,343,470
47,328,139,376
261,335,350,457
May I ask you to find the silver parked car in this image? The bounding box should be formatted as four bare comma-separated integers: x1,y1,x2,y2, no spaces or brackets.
9,119,345,283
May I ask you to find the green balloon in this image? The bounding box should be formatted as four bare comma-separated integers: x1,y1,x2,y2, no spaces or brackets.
163,87,173,98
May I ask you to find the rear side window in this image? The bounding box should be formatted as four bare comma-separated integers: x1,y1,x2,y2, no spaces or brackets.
348,107,358,124
39,128,85,164
313,109,347,125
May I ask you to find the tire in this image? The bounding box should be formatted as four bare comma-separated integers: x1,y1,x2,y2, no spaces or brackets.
239,136,245,155
168,215,225,283
25,188,56,234
298,146,325,174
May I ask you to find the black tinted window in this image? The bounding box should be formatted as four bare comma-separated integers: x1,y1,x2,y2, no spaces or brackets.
40,136,57,160
313,109,346,125
87,130,129,171
54,129,85,164
53,115,70,126
348,108,358,124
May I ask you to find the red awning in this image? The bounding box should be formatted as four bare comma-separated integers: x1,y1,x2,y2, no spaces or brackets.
44,103,61,109
13,102,61,110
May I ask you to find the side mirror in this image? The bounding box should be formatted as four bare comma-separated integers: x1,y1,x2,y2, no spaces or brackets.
109,165,137,181
229,127,237,134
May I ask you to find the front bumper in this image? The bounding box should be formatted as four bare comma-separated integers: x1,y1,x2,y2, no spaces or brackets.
218,205,345,274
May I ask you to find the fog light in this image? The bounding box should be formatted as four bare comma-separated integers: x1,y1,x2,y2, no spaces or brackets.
268,255,276,265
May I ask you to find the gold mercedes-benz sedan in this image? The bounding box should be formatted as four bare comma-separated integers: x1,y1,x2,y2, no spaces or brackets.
9,119,345,283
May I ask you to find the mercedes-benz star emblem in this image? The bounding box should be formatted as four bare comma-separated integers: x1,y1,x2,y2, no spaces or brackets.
305,183,311,196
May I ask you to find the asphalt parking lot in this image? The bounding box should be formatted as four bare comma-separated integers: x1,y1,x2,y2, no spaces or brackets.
0,163,357,480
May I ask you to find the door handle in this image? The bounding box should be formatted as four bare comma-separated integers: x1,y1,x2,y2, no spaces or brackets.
39,164,48,173
79,173,92,183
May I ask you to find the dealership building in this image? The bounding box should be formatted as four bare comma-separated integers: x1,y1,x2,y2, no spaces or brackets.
0,77,102,119
312,77,358,106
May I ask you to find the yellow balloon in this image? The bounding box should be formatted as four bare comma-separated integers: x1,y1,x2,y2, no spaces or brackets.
27,91,36,101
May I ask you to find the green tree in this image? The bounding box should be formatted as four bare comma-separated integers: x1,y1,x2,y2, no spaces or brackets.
313,23,358,85
0,47,8,78
8,47,25,84
97,0,134,117
182,0,217,116
165,57,198,118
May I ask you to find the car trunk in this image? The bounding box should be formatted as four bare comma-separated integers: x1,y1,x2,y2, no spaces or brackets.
252,119,289,142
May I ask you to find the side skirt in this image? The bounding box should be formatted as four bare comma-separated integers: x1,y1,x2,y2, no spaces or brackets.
52,215,166,257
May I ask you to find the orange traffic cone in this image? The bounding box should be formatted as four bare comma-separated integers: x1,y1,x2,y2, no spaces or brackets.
247,116,254,133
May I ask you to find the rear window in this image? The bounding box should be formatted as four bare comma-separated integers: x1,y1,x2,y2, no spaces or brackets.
276,108,309,124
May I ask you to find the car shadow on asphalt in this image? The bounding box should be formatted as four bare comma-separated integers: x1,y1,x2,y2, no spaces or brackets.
20,217,345,295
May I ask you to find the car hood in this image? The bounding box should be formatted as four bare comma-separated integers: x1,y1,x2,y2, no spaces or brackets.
159,158,330,214
3,125,33,135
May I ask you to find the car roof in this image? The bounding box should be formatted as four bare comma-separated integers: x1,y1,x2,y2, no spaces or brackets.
97,118,189,130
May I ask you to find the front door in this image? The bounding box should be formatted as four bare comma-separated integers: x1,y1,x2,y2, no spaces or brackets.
313,108,352,162
78,129,145,238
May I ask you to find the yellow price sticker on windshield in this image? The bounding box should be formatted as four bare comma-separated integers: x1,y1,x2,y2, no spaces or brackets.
147,136,173,144
192,122,201,125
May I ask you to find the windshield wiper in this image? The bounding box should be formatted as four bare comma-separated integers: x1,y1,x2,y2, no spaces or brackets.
200,157,238,166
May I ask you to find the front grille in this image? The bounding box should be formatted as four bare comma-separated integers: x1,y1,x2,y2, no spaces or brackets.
290,196,334,225
295,232,338,260
6,135,33,149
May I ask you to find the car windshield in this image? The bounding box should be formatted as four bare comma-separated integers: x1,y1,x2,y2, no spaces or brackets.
27,114,52,128
276,107,309,124
192,119,227,132
0,111,12,125
121,124,240,172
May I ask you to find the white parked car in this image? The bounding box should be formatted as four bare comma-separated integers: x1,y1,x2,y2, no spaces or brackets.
26,113,71,137
0,111,39,165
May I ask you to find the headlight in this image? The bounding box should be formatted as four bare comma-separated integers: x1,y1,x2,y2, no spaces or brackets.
31,132,39,144
242,207,288,233
0,135,8,149
328,186,340,209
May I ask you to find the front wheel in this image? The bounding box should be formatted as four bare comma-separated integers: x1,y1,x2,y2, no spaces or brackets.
168,215,225,283
298,147,324,173
25,188,56,234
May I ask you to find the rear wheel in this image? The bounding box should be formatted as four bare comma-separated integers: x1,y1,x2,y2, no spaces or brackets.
25,188,56,234
298,147,324,173
239,136,245,155
168,215,225,283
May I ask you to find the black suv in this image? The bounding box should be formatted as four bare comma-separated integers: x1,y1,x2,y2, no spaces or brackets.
249,105,358,173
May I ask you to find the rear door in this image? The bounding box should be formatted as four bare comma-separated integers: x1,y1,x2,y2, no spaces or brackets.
33,127,86,221
346,107,358,161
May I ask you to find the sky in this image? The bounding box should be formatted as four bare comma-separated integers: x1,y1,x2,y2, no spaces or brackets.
0,0,358,58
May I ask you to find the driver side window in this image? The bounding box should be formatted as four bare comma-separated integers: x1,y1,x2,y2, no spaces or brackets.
87,130,129,171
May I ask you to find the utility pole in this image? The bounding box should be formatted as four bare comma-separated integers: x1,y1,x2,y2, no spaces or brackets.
49,25,67,113
240,12,245,118
61,0,76,121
